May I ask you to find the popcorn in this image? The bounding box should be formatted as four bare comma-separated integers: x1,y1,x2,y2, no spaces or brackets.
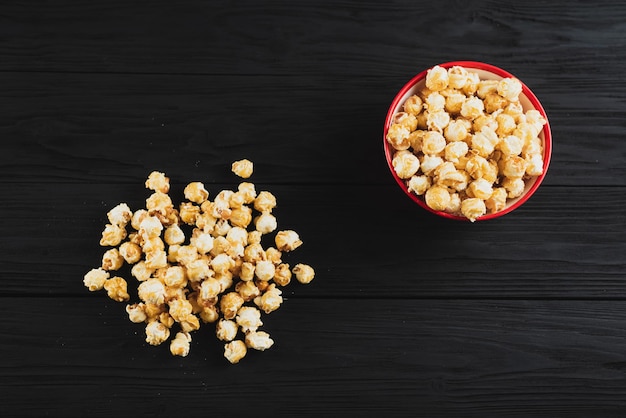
224,340,247,364
144,248,167,269
388,65,546,220
237,182,257,204
236,306,263,333
145,320,170,346
231,159,254,179
444,141,469,163
84,161,315,362
254,212,278,234
468,178,494,200
139,216,163,239
444,119,470,142
167,298,194,323
425,65,449,91
145,171,170,194
275,230,302,252
497,77,523,102
502,176,525,198
426,109,451,132
189,230,214,255
500,155,528,179
185,258,213,282
199,277,221,300
393,112,418,131
254,284,283,313
461,197,487,222
293,263,315,285
102,248,124,271
137,278,166,305
447,65,469,89
421,131,447,155
118,241,142,264
485,187,508,213
403,95,423,115
184,182,209,204
419,154,443,175
235,280,261,301
103,276,130,302
245,331,274,351
107,203,132,227
425,186,451,212
220,291,244,320
126,303,148,323
253,191,277,213
460,96,484,120
100,223,127,247
146,192,173,217
392,150,420,179
407,175,431,196
83,268,109,291
131,260,153,282
254,260,276,282
525,153,544,176
170,332,192,357
216,319,239,342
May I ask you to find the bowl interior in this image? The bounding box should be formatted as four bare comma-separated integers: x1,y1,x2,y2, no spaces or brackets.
384,62,552,221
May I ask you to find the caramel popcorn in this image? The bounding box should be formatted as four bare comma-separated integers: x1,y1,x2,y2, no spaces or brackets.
103,276,130,302
118,241,142,264
220,291,244,320
107,203,133,227
293,263,315,285
137,278,166,305
245,331,274,351
231,159,254,179
145,171,170,193
145,320,170,346
83,268,109,291
253,191,277,213
254,212,278,234
254,284,283,314
184,182,209,204
236,306,263,333
102,248,124,271
272,263,291,287
126,303,148,323
275,230,302,252
387,64,546,221
170,332,192,357
216,319,238,342
254,260,276,282
223,340,247,364
100,223,127,247
84,161,315,362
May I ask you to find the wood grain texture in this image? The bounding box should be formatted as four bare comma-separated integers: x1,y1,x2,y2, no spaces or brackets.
1,184,624,298
2,0,626,416
2,0,626,79
3,297,626,417
1,72,625,186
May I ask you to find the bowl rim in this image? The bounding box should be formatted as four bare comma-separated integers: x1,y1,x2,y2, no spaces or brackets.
383,61,552,221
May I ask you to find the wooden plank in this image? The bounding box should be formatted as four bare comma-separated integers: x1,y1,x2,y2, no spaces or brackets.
2,297,626,416
1,72,625,186
1,183,624,298
2,0,626,80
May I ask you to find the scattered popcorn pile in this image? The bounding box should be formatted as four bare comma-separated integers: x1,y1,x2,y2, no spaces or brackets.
84,159,315,363
386,65,546,221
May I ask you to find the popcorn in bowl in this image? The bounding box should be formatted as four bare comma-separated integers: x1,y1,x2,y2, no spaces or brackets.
384,61,552,221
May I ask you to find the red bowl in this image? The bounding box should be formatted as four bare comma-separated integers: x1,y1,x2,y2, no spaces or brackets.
383,61,552,221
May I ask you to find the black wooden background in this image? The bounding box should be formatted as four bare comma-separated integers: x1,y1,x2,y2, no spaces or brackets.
2,1,626,416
